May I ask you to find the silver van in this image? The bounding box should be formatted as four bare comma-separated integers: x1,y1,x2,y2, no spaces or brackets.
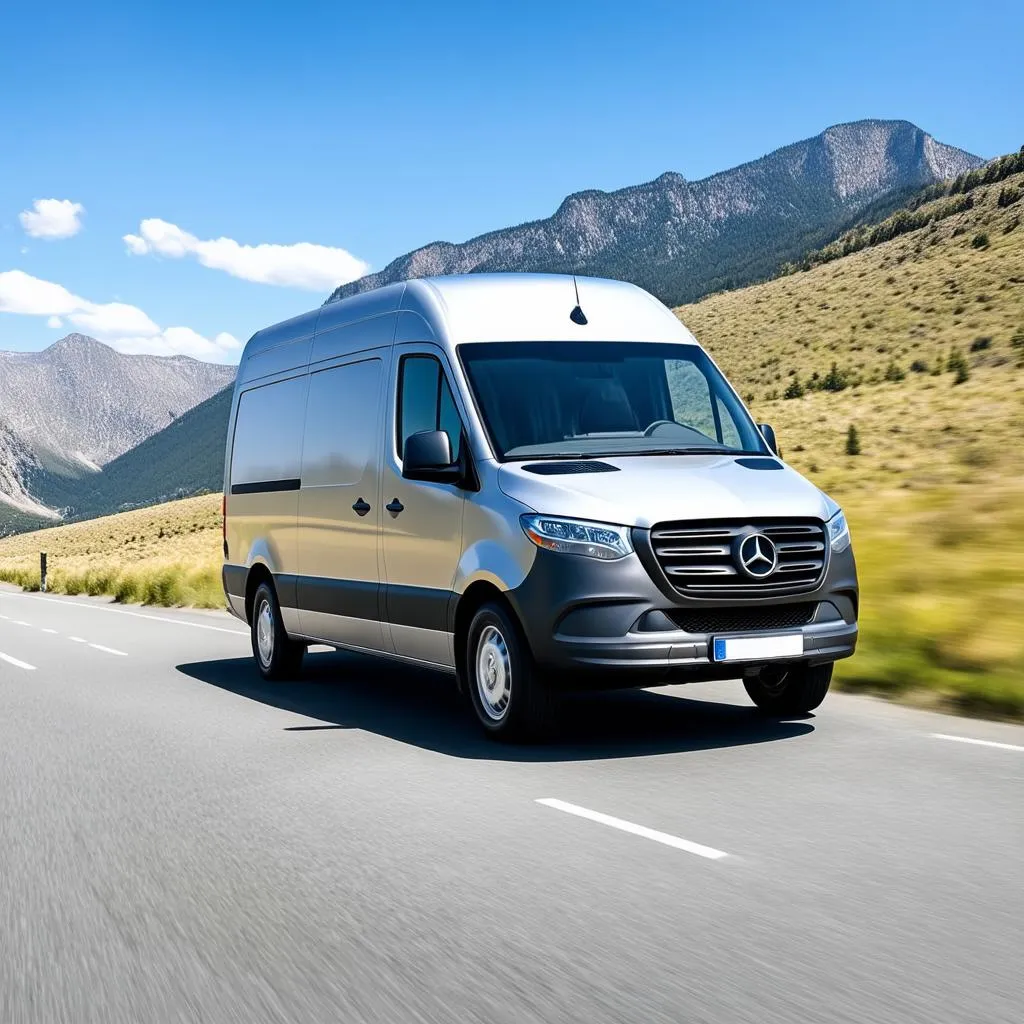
222,273,857,739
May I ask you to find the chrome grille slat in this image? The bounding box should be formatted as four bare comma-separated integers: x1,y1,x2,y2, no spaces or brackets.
650,518,827,598
665,565,737,576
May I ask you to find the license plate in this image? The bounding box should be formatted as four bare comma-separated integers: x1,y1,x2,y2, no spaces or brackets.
712,634,803,662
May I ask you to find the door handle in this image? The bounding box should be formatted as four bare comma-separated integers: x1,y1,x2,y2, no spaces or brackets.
385,498,404,517
352,498,371,516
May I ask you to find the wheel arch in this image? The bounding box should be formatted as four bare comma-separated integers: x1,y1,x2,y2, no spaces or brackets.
244,563,275,625
452,580,511,691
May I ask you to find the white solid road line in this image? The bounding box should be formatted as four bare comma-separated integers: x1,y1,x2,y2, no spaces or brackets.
931,733,1024,753
68,636,87,643
536,798,728,861
0,650,36,671
88,643,127,657
2,592,247,635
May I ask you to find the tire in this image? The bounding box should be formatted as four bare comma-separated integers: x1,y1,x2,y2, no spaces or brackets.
464,601,556,742
744,662,833,715
251,581,305,680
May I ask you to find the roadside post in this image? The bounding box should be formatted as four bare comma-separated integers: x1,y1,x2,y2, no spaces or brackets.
40,552,47,593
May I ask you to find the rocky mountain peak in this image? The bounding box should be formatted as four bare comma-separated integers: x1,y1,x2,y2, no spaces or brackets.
327,119,983,308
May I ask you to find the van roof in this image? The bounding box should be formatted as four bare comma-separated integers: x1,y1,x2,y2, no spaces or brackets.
239,273,698,374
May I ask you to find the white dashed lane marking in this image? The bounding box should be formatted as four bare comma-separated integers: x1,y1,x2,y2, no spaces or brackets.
0,651,36,671
536,798,729,861
2,615,129,657
931,733,1024,753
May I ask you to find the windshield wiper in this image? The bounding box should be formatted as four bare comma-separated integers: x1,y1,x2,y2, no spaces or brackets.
605,446,733,456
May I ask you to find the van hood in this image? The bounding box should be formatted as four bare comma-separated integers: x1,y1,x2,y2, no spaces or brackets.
497,455,830,529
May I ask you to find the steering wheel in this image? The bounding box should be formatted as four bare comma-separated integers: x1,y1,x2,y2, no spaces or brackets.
643,420,680,437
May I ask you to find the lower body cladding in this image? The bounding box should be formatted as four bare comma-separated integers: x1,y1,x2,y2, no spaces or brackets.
223,545,858,691
504,544,858,688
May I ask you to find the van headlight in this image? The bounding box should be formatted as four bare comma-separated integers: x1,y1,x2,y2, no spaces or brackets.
826,509,851,552
520,515,633,560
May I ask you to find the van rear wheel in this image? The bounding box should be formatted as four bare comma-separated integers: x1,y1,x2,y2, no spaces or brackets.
744,662,832,715
251,581,305,680
465,602,555,742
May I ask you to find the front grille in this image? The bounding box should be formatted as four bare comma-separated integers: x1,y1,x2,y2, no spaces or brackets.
669,603,817,634
649,518,827,598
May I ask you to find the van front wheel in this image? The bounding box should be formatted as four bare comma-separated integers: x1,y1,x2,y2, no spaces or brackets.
744,662,832,715
251,581,305,680
465,602,555,741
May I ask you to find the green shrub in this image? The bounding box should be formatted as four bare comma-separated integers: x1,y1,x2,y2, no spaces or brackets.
822,362,849,392
783,376,804,399
948,349,970,384
845,424,861,456
910,359,930,373
969,336,992,352
884,360,906,382
997,185,1021,207
970,232,989,249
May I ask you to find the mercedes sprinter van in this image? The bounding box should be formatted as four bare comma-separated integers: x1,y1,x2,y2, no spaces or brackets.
223,274,857,739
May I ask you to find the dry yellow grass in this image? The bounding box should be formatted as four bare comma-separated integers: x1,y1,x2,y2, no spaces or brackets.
0,494,224,607
677,169,1024,718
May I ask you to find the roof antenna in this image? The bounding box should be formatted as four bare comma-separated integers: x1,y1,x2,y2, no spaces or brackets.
569,275,588,325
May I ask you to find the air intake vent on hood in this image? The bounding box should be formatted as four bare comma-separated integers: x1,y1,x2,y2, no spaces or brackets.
522,461,620,475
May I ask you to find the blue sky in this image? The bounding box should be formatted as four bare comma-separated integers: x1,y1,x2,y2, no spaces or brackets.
2,0,1021,361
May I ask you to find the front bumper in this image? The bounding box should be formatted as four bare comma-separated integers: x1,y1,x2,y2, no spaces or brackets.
504,535,858,687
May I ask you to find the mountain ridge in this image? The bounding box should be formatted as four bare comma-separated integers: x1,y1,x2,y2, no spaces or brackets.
0,334,235,466
327,119,983,307
0,334,234,532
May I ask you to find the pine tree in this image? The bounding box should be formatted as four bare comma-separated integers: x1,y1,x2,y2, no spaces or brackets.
822,362,848,392
783,376,804,399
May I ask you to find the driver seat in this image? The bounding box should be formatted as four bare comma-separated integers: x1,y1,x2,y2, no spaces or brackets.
577,380,639,434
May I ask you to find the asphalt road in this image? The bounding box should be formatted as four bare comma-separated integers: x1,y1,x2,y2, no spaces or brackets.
1,586,1022,1024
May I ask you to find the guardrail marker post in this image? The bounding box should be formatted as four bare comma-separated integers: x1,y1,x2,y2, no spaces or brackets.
40,552,47,593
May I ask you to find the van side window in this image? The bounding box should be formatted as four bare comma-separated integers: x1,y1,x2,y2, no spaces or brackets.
397,355,463,462
302,359,382,487
230,376,307,490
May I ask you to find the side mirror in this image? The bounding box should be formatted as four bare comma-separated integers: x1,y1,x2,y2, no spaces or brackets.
402,430,461,483
758,423,780,456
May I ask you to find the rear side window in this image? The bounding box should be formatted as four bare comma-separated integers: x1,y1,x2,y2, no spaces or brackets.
397,355,463,461
301,359,383,487
230,376,307,490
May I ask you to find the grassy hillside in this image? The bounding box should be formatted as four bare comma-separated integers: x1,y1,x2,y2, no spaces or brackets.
0,494,224,607
677,163,1024,718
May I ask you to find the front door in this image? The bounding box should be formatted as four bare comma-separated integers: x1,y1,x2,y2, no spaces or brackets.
296,354,388,651
380,345,467,669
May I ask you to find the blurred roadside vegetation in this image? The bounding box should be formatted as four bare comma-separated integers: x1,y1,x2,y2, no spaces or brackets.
679,158,1024,719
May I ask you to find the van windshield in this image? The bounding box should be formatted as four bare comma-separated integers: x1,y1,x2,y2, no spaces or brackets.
458,341,767,459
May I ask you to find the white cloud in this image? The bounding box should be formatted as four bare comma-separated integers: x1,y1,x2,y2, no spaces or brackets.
20,199,85,240
0,269,240,362
123,217,369,291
